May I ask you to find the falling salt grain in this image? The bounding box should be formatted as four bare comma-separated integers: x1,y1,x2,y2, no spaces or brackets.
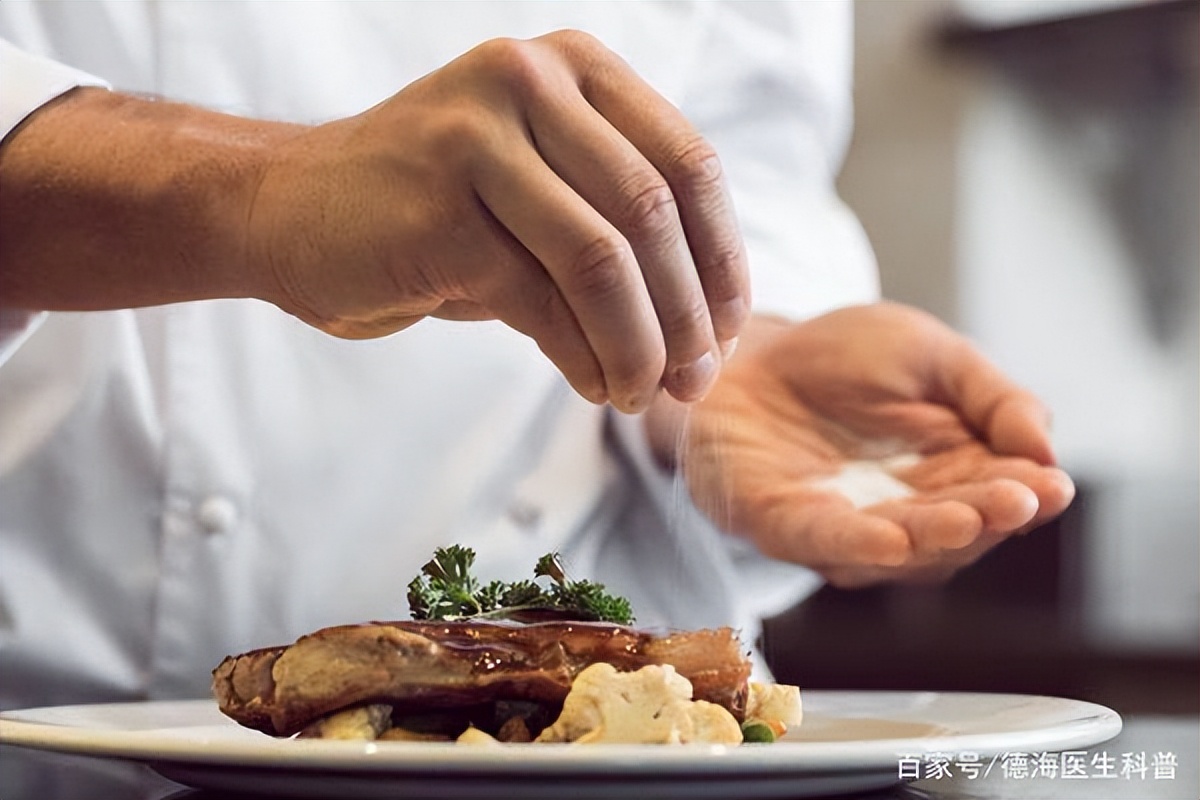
808,454,921,509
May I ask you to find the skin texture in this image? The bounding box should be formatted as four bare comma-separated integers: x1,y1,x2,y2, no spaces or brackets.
0,32,1072,585
0,32,750,412
644,304,1075,588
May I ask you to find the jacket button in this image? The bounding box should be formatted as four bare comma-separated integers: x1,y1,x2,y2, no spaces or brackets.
196,495,239,534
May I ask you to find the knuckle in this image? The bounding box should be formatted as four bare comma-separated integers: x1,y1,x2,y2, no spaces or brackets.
567,234,633,300
538,30,617,95
664,135,724,195
618,178,680,241
701,240,749,305
434,108,494,159
474,37,548,97
541,28,604,59
661,296,711,350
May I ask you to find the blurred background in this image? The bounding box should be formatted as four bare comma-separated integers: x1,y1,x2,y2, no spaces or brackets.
764,0,1198,716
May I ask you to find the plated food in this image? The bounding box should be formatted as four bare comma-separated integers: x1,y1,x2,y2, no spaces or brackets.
212,548,800,745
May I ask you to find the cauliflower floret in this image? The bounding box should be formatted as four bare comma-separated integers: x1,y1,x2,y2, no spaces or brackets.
534,663,742,745
746,682,803,729
297,704,391,740
687,699,746,744
456,726,502,746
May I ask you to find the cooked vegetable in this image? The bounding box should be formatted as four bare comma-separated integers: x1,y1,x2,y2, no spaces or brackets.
739,719,778,743
746,682,803,728
534,663,742,745
297,704,391,740
407,546,635,625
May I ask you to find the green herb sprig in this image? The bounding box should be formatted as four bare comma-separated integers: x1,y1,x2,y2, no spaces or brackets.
407,547,634,625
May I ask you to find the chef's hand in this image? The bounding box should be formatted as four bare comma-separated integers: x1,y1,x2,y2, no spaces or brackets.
247,31,747,411
646,302,1075,588
0,32,747,413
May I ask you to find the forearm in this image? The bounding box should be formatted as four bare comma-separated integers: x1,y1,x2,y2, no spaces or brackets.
0,87,301,310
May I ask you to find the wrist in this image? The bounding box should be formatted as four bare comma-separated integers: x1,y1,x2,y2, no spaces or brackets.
153,95,308,306
0,87,304,309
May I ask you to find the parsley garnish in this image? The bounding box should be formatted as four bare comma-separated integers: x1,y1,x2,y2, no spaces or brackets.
407,547,634,625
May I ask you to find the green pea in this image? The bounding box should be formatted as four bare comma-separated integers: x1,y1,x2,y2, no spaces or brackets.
740,719,777,744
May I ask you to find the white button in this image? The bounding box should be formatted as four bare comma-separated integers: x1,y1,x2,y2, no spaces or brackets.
196,495,239,534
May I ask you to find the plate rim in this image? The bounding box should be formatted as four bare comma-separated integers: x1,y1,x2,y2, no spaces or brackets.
0,689,1123,776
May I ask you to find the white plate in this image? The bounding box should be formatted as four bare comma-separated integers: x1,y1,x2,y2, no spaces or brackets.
0,691,1121,799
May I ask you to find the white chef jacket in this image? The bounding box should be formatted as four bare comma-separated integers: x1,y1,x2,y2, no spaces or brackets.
0,1,879,710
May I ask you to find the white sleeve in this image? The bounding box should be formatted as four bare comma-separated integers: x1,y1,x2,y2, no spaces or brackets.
0,40,109,366
0,40,109,138
679,1,880,321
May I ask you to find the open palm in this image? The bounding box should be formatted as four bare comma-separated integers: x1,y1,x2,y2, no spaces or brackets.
674,303,1075,588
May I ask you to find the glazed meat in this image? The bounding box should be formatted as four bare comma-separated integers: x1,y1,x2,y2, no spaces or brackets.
212,620,752,737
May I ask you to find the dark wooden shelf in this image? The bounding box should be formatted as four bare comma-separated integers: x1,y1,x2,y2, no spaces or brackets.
939,0,1198,50
935,0,1198,104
